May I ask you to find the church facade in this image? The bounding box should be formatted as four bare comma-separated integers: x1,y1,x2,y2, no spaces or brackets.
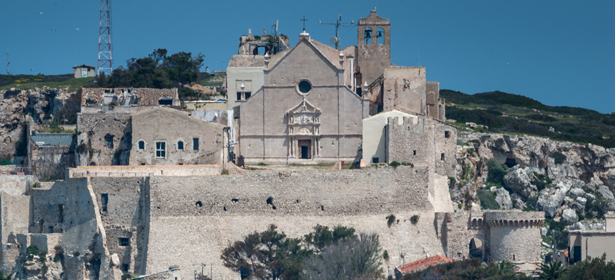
238,31,369,164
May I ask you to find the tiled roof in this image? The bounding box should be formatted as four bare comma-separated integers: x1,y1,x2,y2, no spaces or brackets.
396,255,453,274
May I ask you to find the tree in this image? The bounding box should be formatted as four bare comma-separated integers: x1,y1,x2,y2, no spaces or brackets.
301,233,382,280
538,261,565,280
563,254,615,280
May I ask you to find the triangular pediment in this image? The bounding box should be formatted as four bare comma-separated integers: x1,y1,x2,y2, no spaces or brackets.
267,38,341,73
286,98,321,114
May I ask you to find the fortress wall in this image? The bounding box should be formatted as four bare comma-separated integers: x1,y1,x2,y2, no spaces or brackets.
387,116,435,168
69,165,221,178
145,166,444,279
435,121,457,178
0,175,37,196
488,226,542,263
0,193,30,272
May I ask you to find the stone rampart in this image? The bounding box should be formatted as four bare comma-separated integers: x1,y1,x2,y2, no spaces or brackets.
485,211,544,263
144,166,444,279
0,175,37,196
387,116,435,169
68,165,221,178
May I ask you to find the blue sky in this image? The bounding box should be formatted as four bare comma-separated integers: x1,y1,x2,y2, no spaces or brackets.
1,0,614,113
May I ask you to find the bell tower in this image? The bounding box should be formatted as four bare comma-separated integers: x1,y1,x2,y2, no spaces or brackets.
357,8,391,92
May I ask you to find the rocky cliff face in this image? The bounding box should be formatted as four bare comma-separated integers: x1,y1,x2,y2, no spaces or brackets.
454,132,615,228
0,88,78,160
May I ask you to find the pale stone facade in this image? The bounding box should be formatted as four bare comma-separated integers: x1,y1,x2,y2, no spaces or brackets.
238,31,369,164
569,215,615,264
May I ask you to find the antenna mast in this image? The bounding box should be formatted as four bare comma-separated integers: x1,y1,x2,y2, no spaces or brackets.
97,0,113,76
319,13,354,49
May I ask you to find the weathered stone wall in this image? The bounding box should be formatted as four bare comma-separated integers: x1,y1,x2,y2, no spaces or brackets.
30,145,74,181
387,116,435,169
435,121,458,177
76,111,132,166
68,165,221,178
90,177,148,275
81,88,179,107
382,67,426,114
0,175,37,196
130,107,225,166
144,167,443,279
484,211,544,263
0,193,30,273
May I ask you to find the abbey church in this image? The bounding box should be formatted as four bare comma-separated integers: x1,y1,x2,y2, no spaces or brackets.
228,9,448,164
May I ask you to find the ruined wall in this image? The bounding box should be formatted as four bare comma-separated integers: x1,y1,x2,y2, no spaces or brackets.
0,193,30,273
382,67,427,114
81,88,179,107
426,82,440,120
30,145,74,181
387,116,435,168
144,166,445,279
435,121,458,178
0,175,37,196
90,177,149,275
76,111,132,166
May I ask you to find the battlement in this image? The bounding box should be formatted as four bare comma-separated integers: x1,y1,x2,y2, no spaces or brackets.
484,211,544,227
387,116,422,128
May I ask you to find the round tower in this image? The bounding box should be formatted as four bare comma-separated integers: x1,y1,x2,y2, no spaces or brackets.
484,211,544,263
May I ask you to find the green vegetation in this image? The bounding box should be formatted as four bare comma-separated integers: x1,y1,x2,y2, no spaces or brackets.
532,172,554,191
386,214,396,227
410,215,420,225
26,245,47,262
523,195,539,211
401,259,528,280
478,189,500,210
88,49,207,101
0,74,93,92
486,158,507,186
543,219,568,250
551,152,567,165
442,90,615,148
383,250,389,261
221,224,382,280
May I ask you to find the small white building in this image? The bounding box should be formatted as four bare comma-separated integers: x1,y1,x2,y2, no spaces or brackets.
72,64,96,78
362,109,417,164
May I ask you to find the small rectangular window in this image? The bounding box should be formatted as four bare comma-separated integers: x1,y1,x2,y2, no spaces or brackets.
121,263,129,272
245,92,251,100
193,138,199,151
138,141,145,150
372,157,379,163
441,153,445,161
178,141,184,150
445,131,451,138
119,238,130,247
101,194,108,213
237,92,242,101
156,142,166,158
413,150,416,156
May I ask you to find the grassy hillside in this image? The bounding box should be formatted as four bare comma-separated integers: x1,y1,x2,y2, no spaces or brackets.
441,90,615,148
0,74,93,92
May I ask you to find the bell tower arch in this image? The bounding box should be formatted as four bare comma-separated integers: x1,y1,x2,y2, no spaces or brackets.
357,8,391,90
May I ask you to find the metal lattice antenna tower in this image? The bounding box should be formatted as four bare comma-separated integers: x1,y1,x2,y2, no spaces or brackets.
319,13,354,50
97,0,112,76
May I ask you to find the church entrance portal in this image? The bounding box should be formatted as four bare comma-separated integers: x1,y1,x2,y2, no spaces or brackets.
298,140,311,159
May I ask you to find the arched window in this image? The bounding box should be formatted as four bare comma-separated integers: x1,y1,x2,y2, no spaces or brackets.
138,140,145,150
177,141,184,150
376,28,384,44
364,27,372,44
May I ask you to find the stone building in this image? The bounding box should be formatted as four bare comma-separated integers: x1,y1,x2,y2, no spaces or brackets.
238,30,368,164
76,106,228,167
435,211,545,272
28,133,74,181
81,88,180,107
129,107,228,166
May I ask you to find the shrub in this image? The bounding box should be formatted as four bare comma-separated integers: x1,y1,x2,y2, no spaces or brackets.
448,177,456,187
486,158,507,185
390,161,400,167
221,169,229,175
458,203,463,209
383,250,389,260
257,162,267,166
477,189,500,210
410,215,420,225
551,152,567,165
386,214,396,227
